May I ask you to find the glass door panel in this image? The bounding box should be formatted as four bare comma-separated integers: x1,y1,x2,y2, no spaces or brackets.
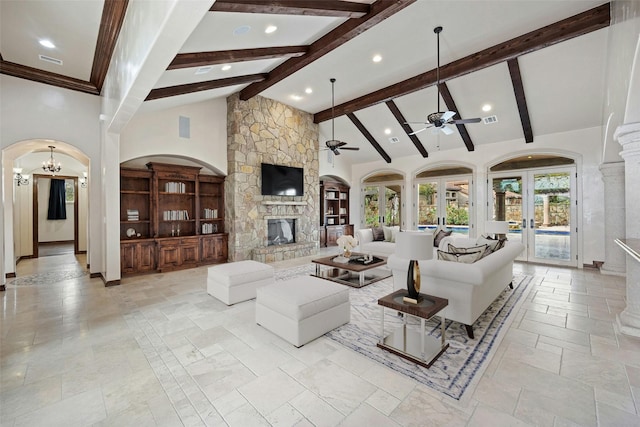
532,172,573,263
445,179,470,236
417,181,438,232
384,185,402,226
491,176,525,256
363,186,380,227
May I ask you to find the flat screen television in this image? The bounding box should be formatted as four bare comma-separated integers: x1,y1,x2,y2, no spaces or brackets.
261,163,304,196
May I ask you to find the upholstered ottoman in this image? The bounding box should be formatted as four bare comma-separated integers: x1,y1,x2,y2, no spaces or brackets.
256,276,350,347
207,260,274,305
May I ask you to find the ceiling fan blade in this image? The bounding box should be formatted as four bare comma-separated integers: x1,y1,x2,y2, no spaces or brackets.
405,121,429,125
441,111,456,122
333,149,341,155
409,127,428,136
440,125,455,135
450,118,482,124
340,147,360,151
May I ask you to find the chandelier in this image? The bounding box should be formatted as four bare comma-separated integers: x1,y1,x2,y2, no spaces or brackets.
42,145,62,173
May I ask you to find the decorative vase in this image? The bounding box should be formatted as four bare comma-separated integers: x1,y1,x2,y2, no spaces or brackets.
406,259,421,299
343,248,352,258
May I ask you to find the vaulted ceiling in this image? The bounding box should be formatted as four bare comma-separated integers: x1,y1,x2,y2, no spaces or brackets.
0,0,610,164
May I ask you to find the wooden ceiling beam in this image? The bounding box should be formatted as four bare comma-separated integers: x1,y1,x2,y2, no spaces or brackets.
90,0,129,93
210,0,370,18
168,46,308,70
0,60,99,95
437,82,474,152
314,3,610,123
239,0,416,101
347,113,392,163
507,58,534,143
145,73,267,101
385,100,428,157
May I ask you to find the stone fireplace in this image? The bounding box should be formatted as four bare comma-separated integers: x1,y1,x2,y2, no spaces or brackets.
225,93,320,263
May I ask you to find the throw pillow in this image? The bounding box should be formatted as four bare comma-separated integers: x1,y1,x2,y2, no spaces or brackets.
476,236,500,252
448,244,487,254
433,229,453,247
437,250,484,264
390,227,401,243
382,225,399,242
371,227,385,241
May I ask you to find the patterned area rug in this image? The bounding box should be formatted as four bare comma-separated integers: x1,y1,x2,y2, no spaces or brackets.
275,265,534,402
7,269,89,287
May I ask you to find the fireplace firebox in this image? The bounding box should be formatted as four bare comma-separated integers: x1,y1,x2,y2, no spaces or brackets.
267,219,296,246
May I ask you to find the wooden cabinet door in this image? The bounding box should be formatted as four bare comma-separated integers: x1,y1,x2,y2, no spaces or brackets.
180,238,199,266
138,241,156,272
201,234,228,263
326,226,344,247
158,242,180,270
121,243,137,274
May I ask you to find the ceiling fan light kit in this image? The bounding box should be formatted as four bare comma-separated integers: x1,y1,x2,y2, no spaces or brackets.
408,26,482,137
324,78,359,155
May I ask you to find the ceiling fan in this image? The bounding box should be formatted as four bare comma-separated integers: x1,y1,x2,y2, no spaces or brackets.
407,26,482,136
324,78,359,155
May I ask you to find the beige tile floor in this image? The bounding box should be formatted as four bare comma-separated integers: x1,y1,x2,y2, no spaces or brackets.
1,250,639,426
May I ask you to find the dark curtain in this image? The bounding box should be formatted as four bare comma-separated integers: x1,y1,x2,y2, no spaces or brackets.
47,179,67,220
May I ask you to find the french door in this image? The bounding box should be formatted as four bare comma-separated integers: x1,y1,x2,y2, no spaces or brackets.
415,176,472,236
362,184,402,227
490,167,577,266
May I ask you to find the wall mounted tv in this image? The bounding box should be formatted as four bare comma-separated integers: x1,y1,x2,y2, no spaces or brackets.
261,163,304,196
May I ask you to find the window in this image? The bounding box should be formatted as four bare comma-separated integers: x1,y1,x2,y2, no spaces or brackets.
65,181,74,203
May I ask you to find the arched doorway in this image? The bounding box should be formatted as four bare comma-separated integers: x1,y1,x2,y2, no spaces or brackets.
489,154,577,266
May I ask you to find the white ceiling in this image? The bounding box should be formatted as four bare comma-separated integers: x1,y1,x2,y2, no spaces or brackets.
0,0,609,164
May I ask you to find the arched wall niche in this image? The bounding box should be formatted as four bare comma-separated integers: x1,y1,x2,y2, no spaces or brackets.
320,174,348,186
414,161,475,179
120,154,224,176
361,170,404,184
490,154,575,172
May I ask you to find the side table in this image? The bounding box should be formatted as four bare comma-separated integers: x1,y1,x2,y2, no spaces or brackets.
377,289,449,368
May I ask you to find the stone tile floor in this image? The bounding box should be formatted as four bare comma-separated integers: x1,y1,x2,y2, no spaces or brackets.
1,250,639,426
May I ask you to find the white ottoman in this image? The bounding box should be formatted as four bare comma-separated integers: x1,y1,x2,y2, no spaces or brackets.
207,260,274,305
256,276,350,347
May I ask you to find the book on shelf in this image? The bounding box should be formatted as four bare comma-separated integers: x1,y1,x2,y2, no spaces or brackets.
164,181,186,193
163,209,189,220
126,209,139,221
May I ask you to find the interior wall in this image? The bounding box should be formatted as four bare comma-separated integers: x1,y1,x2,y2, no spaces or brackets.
120,98,227,174
351,126,604,266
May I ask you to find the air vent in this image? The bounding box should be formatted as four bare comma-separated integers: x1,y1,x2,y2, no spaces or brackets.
195,66,213,75
483,115,498,124
39,54,63,65
388,137,400,144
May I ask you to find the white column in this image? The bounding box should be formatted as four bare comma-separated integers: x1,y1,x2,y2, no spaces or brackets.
614,122,640,336
599,162,626,275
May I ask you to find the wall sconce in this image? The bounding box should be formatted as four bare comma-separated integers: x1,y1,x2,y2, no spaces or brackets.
80,172,88,188
13,168,30,186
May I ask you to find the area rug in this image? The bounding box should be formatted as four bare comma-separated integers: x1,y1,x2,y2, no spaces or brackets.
275,264,534,402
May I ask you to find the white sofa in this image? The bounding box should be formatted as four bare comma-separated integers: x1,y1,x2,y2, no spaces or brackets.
388,235,524,338
355,227,399,257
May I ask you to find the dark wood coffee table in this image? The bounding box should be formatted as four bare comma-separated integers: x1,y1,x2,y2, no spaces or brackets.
377,289,449,368
311,253,390,288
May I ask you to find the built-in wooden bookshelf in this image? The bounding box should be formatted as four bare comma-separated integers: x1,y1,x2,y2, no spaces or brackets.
120,162,228,274
320,180,353,247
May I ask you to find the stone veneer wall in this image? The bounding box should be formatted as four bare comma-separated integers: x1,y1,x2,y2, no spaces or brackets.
226,93,320,262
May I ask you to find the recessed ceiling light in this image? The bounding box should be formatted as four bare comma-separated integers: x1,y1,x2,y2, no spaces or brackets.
372,54,382,63
265,25,278,34
305,87,313,94
221,65,232,71
290,94,303,101
384,128,391,135
233,25,251,36
482,104,492,112
39,39,55,49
